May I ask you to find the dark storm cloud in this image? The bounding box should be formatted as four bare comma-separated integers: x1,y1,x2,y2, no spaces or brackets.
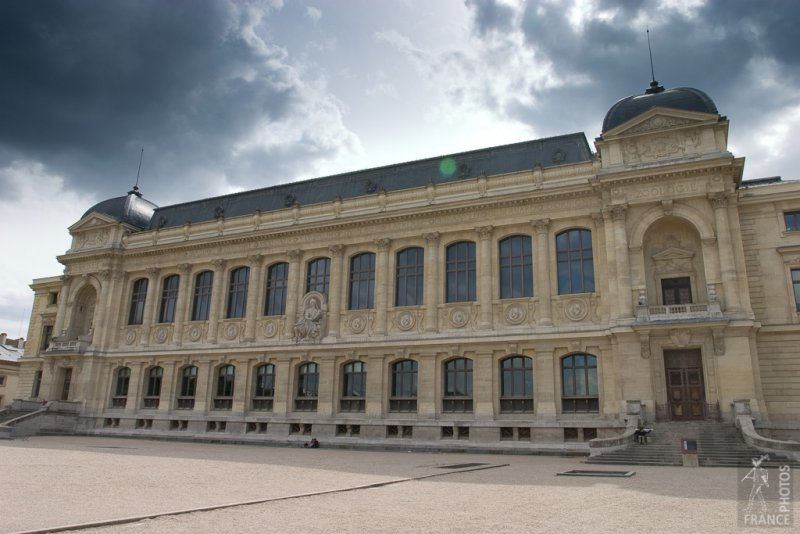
0,0,355,204
467,0,800,155
465,0,516,35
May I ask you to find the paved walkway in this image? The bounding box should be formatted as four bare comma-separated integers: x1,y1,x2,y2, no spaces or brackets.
0,436,794,533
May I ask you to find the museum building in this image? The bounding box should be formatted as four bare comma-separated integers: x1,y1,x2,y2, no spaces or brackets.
15,80,800,449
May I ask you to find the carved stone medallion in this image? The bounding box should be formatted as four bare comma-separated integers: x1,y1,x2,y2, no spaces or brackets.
397,311,416,331
504,303,527,325
188,325,202,342
154,327,168,344
350,315,367,334
264,320,278,338
450,308,469,328
565,299,588,321
224,323,239,340
124,329,136,345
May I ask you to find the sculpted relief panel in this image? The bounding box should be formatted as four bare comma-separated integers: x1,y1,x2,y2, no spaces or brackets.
622,128,700,164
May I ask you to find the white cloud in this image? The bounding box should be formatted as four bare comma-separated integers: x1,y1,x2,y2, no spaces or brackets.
0,161,95,337
306,6,322,22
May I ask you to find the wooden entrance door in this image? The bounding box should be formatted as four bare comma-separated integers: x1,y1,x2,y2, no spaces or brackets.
664,350,705,420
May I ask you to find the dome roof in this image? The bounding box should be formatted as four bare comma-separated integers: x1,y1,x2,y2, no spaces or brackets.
82,186,157,229
602,81,718,133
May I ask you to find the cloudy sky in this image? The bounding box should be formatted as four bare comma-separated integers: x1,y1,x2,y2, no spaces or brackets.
1,0,799,339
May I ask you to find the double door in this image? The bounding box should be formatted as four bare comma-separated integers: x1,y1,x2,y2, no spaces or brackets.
664,350,705,420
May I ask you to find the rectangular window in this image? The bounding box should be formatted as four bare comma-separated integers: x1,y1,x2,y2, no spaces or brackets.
446,242,476,303
226,267,249,319
499,236,533,299
159,275,180,323
32,370,43,398
191,271,213,321
793,269,800,312
661,277,692,305
785,211,800,231
265,263,289,316
395,247,424,306
41,325,54,351
349,253,376,310
0,376,5,386
128,279,148,325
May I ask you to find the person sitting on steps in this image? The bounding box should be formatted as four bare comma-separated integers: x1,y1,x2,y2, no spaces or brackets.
634,423,651,444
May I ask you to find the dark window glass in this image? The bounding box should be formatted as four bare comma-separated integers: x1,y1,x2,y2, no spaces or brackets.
115,367,131,397
793,269,800,312
265,263,289,316
128,279,148,325
216,365,235,397
180,366,198,397
191,271,213,321
296,362,319,411
446,241,476,303
785,211,800,232
561,354,599,413
556,229,594,294
146,367,163,397
443,358,473,413
159,275,180,323
41,325,53,351
390,360,417,412
661,277,692,305
396,247,424,306
226,267,250,319
500,356,533,413
499,235,533,298
32,370,43,398
349,253,376,310
254,364,275,397
306,258,331,295
341,361,367,412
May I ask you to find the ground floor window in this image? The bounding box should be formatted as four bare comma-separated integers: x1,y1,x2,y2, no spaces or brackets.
177,366,197,410
442,358,473,413
500,356,533,413
390,359,417,412
112,367,130,408
340,361,366,412
561,354,598,413
295,362,319,411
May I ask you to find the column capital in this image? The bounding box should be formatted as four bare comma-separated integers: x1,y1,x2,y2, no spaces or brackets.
145,267,160,277
329,244,344,257
287,249,302,261
709,191,728,209
212,259,227,271
531,218,550,234
98,269,111,281
423,232,440,244
610,204,628,221
375,238,392,252
247,254,264,266
177,263,192,274
476,225,494,240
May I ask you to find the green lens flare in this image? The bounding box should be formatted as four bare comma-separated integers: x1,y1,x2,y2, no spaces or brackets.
439,158,456,177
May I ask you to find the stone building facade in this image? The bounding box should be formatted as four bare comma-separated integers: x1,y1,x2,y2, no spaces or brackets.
15,82,800,449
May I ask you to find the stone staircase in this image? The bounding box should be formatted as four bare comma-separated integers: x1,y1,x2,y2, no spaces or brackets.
587,421,800,468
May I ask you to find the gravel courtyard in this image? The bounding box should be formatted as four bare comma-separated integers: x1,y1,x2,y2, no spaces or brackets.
1,436,794,533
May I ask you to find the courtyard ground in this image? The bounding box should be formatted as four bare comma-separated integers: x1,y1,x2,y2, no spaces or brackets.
0,435,794,533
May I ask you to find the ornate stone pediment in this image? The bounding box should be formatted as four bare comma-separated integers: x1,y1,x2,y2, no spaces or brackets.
621,114,698,135
652,247,695,274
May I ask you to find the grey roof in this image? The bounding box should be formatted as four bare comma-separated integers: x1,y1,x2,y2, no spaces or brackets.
82,187,157,229
0,345,22,362
148,133,592,230
602,85,718,132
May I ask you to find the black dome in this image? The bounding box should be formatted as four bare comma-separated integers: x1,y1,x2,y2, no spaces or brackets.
602,83,718,133
82,187,157,229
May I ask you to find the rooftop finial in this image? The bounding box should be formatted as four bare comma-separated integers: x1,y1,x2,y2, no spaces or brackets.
129,147,144,197
645,28,664,94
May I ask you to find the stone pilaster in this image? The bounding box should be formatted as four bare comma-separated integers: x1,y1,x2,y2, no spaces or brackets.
140,268,160,346
316,355,336,417
710,192,742,312
52,275,72,338
423,232,440,332
532,220,552,326
172,264,192,345
611,205,633,319
477,225,494,329
284,250,303,338
244,255,264,342
207,260,227,343
374,238,391,335
327,245,344,338
417,353,437,416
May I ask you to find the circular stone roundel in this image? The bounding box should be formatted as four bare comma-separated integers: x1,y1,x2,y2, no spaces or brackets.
188,325,202,342
565,298,588,321
450,308,469,328
155,327,168,344
125,329,136,345
224,323,239,340
397,311,416,331
350,315,367,334
505,304,527,325
264,321,278,338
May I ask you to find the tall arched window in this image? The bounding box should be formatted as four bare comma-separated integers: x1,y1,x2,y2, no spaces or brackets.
265,263,289,316
128,279,148,325
191,271,213,321
395,247,424,306
306,258,331,295
349,253,376,310
214,365,235,410
143,366,163,409
295,362,319,412
446,241,476,303
556,229,594,294
158,275,180,323
443,358,473,413
499,235,533,298
341,361,366,412
500,356,533,413
252,364,275,411
226,267,250,319
390,360,417,412
177,366,198,410
561,354,599,413
112,367,131,408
